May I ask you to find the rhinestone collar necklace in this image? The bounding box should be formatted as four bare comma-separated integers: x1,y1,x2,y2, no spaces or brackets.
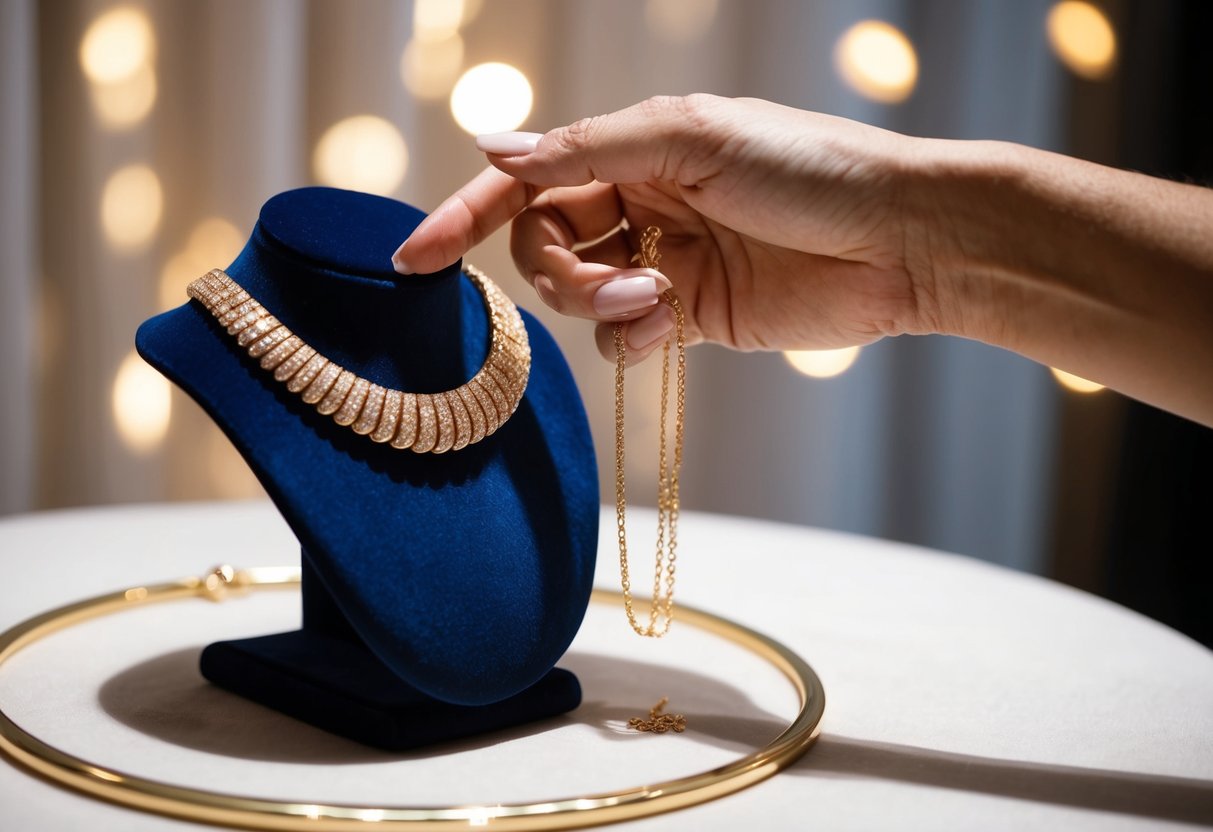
186,266,531,454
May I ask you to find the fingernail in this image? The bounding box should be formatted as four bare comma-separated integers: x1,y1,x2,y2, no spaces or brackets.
476,131,543,157
391,242,412,274
593,275,664,316
627,305,675,351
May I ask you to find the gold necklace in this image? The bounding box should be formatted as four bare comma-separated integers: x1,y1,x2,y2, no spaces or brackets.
614,227,687,638
186,266,530,454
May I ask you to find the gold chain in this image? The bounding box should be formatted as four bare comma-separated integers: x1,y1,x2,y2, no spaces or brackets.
614,226,686,638
627,697,687,734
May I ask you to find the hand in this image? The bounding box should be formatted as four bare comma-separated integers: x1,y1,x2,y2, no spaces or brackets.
395,94,1213,426
394,94,940,363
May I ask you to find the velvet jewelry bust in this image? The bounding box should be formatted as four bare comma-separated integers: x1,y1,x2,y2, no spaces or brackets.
136,187,598,748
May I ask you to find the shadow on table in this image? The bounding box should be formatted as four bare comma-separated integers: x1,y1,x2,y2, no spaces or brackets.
796,735,1213,825
97,647,787,764
99,647,1213,824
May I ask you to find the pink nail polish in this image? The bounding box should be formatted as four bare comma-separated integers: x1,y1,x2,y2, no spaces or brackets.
593,276,662,316
627,305,675,350
391,243,412,274
475,131,543,156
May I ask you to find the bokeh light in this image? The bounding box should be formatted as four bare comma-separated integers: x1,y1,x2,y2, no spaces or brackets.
1046,1,1116,80
401,34,465,100
784,347,862,379
313,115,409,196
834,20,918,104
1051,367,1105,393
81,6,157,130
100,164,164,252
159,252,199,311
188,216,245,261
645,0,719,43
89,62,157,128
79,6,154,85
413,0,464,40
450,62,533,136
158,217,244,310
112,349,172,453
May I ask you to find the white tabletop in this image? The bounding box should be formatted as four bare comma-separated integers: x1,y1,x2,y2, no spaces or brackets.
1,501,1211,831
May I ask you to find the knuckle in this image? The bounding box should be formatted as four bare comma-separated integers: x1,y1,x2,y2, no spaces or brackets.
635,95,725,182
637,94,718,125
559,116,599,153
637,95,679,118
680,93,721,126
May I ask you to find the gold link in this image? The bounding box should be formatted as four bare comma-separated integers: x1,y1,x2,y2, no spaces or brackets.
615,227,686,638
627,697,687,733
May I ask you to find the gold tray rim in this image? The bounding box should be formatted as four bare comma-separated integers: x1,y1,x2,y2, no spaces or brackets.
0,566,825,830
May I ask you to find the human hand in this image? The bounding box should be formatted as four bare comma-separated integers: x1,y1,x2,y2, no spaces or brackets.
394,94,942,363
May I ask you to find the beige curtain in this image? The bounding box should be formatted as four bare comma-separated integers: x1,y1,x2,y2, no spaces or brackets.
3,0,1068,573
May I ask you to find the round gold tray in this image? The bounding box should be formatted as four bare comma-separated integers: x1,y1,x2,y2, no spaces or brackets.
0,566,825,830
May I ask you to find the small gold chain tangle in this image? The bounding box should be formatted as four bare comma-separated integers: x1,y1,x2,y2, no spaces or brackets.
627,697,687,734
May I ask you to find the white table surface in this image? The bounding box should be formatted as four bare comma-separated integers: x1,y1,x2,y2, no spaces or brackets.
1,501,1211,831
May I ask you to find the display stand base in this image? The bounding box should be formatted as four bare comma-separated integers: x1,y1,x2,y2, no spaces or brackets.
200,554,582,751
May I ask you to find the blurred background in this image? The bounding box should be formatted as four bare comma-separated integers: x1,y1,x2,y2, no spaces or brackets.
1,0,1209,644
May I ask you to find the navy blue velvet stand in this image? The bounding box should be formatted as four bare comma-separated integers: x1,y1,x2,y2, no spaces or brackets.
136,187,599,750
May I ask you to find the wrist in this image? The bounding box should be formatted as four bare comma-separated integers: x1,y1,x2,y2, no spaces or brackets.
896,135,1213,426
899,138,1039,345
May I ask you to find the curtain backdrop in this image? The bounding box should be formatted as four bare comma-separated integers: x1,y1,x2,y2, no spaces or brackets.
3,0,1070,573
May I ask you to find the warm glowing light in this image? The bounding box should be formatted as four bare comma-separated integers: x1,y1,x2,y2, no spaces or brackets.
1046,1,1116,80
100,164,163,252
80,7,154,85
158,217,244,310
645,0,719,43
90,62,157,128
450,62,533,136
313,115,409,196
784,347,861,379
834,20,918,104
401,34,465,100
159,252,198,311
189,216,244,260
112,350,171,453
1051,367,1105,393
414,0,464,41
81,6,157,130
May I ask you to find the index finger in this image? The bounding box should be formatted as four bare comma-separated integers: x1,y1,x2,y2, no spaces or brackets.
391,166,545,275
